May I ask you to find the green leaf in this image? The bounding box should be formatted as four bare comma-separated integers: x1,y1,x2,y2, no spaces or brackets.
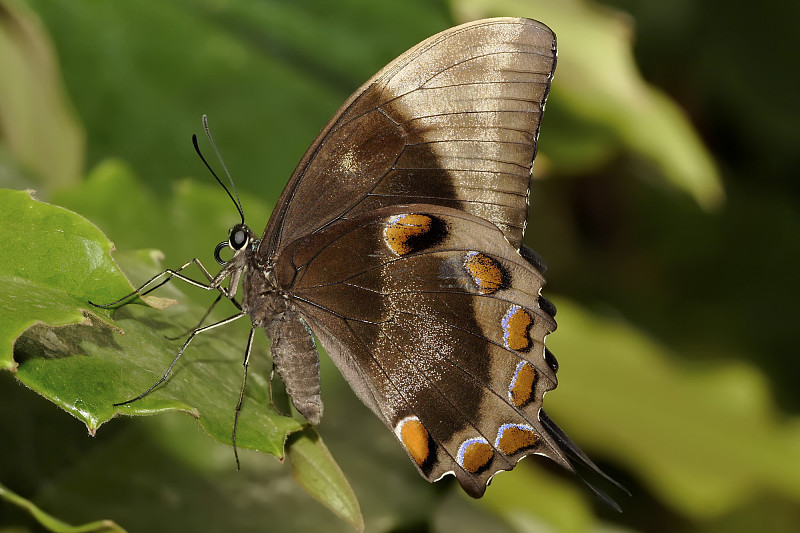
288,428,364,532
0,0,84,188
0,379,357,533
0,481,124,533
0,189,132,371
13,247,302,457
451,0,724,209
3,183,301,456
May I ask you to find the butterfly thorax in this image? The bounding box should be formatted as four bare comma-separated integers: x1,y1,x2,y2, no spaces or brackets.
240,251,286,328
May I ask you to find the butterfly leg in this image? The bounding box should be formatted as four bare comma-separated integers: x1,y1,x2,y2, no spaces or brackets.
113,311,247,407
165,293,244,340
232,327,256,469
89,257,234,308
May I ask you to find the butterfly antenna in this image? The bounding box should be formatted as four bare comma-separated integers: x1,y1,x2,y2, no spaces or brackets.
192,133,244,225
200,115,245,225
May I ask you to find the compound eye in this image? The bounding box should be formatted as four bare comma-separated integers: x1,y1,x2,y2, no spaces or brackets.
230,224,249,250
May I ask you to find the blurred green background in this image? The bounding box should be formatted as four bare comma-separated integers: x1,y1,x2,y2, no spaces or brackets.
2,0,798,531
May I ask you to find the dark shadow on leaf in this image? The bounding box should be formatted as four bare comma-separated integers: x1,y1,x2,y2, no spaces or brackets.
14,321,121,363
112,305,178,334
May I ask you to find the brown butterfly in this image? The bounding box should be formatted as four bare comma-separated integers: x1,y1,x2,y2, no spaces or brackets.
96,17,623,507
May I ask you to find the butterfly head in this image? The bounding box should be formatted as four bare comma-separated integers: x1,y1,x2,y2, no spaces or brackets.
214,223,257,266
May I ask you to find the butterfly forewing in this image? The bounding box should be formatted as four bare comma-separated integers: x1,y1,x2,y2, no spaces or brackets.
260,18,557,259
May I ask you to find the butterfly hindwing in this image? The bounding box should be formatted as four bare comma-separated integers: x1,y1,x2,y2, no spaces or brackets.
275,205,572,496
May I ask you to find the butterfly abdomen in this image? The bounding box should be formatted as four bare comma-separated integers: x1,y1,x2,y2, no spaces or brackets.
264,309,323,425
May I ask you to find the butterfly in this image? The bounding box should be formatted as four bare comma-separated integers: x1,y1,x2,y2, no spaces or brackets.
96,17,623,507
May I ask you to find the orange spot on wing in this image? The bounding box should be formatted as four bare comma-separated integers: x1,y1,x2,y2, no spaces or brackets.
458,438,494,474
496,424,539,455
464,252,505,294
398,417,431,467
503,306,533,351
384,214,433,256
509,361,536,408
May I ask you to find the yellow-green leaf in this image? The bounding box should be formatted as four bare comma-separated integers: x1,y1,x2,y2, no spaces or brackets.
0,0,84,187
288,428,364,532
0,481,124,533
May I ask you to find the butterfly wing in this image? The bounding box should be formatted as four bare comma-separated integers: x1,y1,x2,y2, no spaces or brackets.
254,17,621,503
260,17,557,259
274,205,572,497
